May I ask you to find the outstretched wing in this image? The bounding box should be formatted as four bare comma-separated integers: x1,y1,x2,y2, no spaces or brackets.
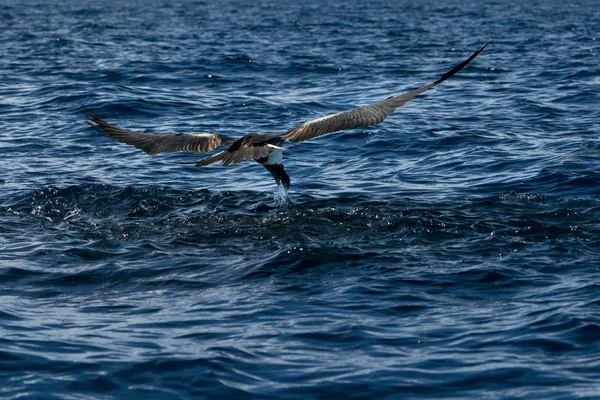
85,110,237,155
281,43,488,142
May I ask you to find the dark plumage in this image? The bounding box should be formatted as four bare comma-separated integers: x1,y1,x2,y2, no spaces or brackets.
86,44,488,189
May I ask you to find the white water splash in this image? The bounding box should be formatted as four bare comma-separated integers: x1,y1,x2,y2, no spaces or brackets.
273,185,292,206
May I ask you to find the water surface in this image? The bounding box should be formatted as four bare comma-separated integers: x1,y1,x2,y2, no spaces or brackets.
1,0,599,398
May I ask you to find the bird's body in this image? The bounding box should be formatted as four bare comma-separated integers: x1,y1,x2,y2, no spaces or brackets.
86,44,488,189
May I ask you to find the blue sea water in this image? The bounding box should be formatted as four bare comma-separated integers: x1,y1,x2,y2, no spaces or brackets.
1,0,600,398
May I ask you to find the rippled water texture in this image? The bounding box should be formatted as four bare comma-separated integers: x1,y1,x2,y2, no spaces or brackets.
1,0,599,398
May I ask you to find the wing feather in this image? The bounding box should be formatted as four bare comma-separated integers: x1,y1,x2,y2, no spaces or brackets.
85,110,236,155
282,43,488,142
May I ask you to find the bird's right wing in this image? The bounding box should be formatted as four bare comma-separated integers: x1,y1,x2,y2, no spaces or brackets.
281,43,488,143
85,110,237,155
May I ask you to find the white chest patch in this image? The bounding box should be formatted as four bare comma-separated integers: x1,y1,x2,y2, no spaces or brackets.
265,149,283,165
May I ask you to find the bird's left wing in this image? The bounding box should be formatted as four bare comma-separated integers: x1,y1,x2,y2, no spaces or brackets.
85,110,237,155
281,43,488,143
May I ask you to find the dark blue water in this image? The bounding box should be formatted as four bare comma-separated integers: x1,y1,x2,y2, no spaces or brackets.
1,0,600,398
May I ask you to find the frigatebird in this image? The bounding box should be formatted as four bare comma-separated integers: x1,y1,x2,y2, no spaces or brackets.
86,44,488,189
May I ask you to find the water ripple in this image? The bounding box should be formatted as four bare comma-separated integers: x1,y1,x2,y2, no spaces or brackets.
1,0,600,398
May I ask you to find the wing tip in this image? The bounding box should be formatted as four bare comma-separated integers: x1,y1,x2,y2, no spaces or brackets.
83,106,96,119
432,42,489,86
473,42,490,58
83,107,105,129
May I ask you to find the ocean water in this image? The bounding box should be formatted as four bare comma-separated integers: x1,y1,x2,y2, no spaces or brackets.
1,0,599,398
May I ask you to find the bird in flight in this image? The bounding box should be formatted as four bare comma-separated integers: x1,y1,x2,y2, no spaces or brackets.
86,44,488,189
